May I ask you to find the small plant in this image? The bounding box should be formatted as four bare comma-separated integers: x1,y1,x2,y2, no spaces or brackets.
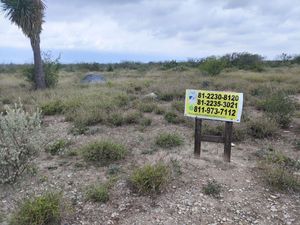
124,111,141,124
107,164,121,176
155,133,183,148
263,165,300,192
0,102,41,184
69,123,89,135
45,139,71,156
170,159,182,176
40,100,65,115
247,117,278,138
129,162,170,195
138,102,156,113
85,184,109,203
259,150,300,192
9,192,65,225
202,180,222,198
107,113,124,126
154,106,165,115
81,140,126,166
140,117,152,127
164,112,184,124
259,92,295,128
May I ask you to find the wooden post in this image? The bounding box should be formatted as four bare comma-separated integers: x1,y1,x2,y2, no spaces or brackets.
194,118,202,157
224,122,233,162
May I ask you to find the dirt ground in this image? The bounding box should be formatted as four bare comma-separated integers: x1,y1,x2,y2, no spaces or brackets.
1,107,299,225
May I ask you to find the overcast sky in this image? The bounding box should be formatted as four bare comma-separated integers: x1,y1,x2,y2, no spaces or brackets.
1,0,300,63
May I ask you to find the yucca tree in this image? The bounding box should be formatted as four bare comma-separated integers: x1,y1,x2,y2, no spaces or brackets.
1,0,46,89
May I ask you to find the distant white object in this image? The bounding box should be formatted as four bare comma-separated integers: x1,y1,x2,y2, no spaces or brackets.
143,92,158,99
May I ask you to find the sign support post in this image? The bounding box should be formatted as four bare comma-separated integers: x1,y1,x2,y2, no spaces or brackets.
186,89,243,162
224,121,233,162
194,118,202,157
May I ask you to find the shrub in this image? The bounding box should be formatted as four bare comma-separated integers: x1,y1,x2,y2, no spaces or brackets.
164,112,184,124
129,162,170,194
139,117,152,127
9,192,65,225
155,133,183,148
85,184,109,203
259,150,300,192
81,140,126,166
45,139,71,156
138,102,156,113
222,52,264,72
263,166,300,192
41,100,65,115
0,102,41,184
23,52,60,88
247,117,278,138
202,180,222,198
124,111,141,124
259,92,296,128
199,56,225,76
154,106,165,115
107,113,124,126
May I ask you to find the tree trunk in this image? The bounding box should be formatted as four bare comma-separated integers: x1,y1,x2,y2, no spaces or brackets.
30,36,46,89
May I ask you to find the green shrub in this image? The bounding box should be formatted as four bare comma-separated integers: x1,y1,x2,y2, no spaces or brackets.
107,113,124,126
0,102,41,184
140,117,152,127
45,139,71,156
259,150,300,192
81,140,126,166
247,117,278,138
23,52,60,88
124,111,141,124
9,192,64,225
164,112,184,124
199,56,225,76
138,102,156,113
41,100,65,115
154,106,166,115
263,164,300,192
69,123,89,135
259,92,296,128
222,52,264,72
155,133,183,148
66,108,106,127
129,162,170,194
85,184,109,203
202,180,222,198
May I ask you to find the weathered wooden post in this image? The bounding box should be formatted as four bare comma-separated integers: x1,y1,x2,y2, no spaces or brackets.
194,118,202,156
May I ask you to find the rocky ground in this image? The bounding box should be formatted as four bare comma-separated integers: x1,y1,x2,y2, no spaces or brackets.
1,111,299,225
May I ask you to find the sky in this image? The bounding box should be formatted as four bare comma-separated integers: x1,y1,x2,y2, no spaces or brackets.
0,0,300,63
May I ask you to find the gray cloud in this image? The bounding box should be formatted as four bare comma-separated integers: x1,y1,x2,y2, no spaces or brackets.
1,0,300,62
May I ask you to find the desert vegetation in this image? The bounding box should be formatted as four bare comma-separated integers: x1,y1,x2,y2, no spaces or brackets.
0,54,299,224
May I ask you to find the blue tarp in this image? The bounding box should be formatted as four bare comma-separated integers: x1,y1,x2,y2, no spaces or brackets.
81,73,106,84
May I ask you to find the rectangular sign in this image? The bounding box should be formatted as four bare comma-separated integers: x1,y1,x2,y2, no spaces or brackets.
184,89,243,122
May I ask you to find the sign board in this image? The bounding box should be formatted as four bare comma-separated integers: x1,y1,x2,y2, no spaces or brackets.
185,89,243,123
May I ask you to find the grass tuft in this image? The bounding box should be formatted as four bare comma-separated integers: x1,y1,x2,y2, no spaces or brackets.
81,140,126,166
85,184,109,203
129,162,170,195
202,180,222,198
155,132,183,148
9,192,65,225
